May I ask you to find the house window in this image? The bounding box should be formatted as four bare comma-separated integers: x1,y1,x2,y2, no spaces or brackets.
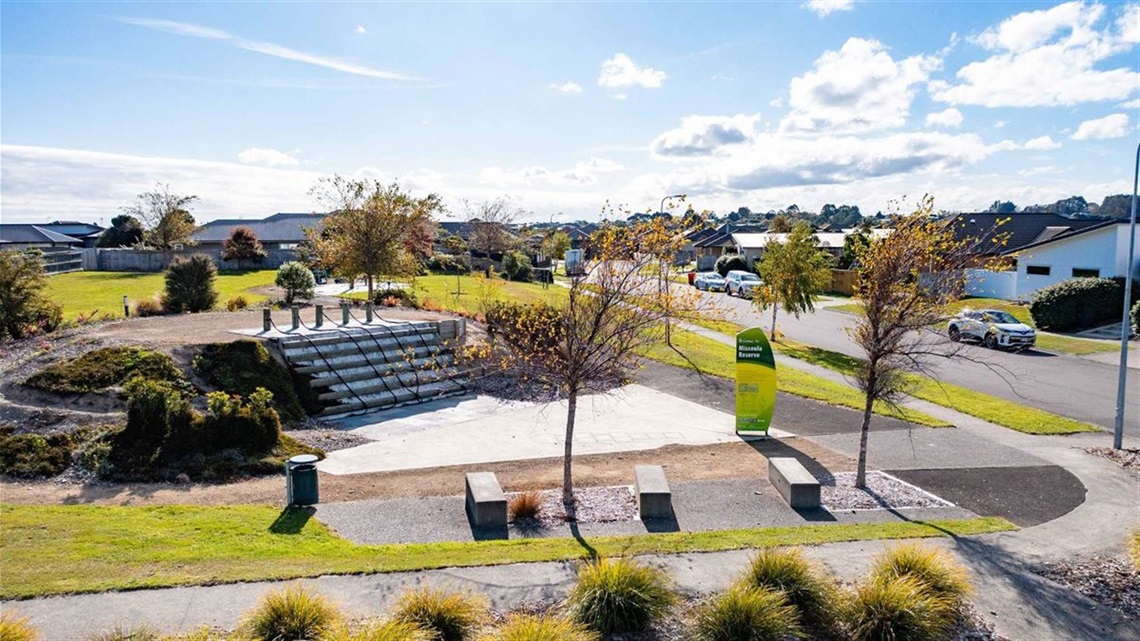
1026,265,1050,276
1072,268,1100,278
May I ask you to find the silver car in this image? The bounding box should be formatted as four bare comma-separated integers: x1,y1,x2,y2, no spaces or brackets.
948,309,1037,351
694,272,727,292
725,270,762,298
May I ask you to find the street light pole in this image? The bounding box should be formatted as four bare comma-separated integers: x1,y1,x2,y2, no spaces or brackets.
1113,142,1140,450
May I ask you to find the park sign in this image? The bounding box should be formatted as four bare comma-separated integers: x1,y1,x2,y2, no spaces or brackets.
735,327,776,434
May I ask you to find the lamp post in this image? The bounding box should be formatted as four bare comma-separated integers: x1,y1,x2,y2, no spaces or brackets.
659,194,684,217
1113,142,1140,450
658,194,685,346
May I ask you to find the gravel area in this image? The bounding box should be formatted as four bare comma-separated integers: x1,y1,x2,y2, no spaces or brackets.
819,471,954,511
285,428,372,453
1085,447,1140,473
1035,555,1140,620
509,486,637,527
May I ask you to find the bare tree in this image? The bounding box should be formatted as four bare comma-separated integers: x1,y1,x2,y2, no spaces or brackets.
465,197,525,265
849,196,1004,488
123,184,199,250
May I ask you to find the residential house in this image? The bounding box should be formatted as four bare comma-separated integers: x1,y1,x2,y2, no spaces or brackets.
729,228,890,266
40,221,105,247
192,212,326,251
0,224,85,250
692,224,764,270
945,212,1106,263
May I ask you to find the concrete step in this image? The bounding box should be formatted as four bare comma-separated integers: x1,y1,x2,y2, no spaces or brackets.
294,346,449,375
319,378,469,417
309,354,457,387
282,333,442,363
317,367,461,401
278,323,439,350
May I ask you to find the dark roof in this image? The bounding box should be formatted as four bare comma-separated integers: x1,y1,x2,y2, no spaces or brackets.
694,231,736,248
945,213,1106,254
43,221,104,238
685,227,721,243
193,212,325,244
1005,219,1122,254
0,224,84,245
439,221,469,237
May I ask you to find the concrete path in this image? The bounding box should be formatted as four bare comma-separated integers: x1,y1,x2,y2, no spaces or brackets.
319,384,791,475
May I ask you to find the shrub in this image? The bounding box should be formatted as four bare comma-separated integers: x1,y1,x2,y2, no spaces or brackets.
484,302,564,350
243,584,341,641
221,225,268,268
0,610,38,641
508,491,543,521
134,296,165,317
869,544,971,607
566,557,676,634
1029,277,1123,331
163,254,218,313
324,620,432,641
483,614,599,641
24,346,186,394
715,254,749,277
372,287,419,309
118,378,198,455
739,548,839,633
428,253,472,274
202,388,282,455
0,426,73,478
0,249,63,340
1132,299,1140,336
193,340,310,420
225,296,249,312
276,261,316,305
845,575,956,641
391,587,488,641
88,623,161,641
692,585,801,641
501,251,533,282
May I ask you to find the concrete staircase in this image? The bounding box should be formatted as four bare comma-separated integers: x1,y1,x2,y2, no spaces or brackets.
277,320,468,417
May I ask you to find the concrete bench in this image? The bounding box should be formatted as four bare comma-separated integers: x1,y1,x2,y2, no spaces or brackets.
635,465,673,519
465,472,507,529
768,458,821,509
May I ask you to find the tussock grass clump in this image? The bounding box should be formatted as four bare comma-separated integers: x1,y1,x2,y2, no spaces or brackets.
23,346,186,394
242,584,341,641
739,548,839,633
846,575,956,641
480,613,599,641
391,587,488,641
88,623,161,641
566,557,676,634
0,611,38,641
870,544,971,605
508,491,543,522
692,585,801,641
323,620,432,641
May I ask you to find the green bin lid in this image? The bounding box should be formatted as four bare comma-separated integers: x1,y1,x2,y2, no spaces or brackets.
288,454,319,465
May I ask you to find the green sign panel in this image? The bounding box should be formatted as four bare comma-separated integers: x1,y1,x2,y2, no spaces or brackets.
735,327,777,434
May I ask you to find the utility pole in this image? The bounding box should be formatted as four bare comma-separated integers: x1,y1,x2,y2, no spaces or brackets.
1113,142,1139,450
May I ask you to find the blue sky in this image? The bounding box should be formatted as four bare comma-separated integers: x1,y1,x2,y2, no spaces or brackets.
2,1,1138,224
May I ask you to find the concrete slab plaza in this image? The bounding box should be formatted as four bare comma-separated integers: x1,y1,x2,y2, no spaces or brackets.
318,384,793,475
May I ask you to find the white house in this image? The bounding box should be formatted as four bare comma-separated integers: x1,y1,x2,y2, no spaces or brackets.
967,221,1140,301
731,229,891,265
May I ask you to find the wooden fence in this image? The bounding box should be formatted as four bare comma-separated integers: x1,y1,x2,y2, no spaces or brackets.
828,269,858,296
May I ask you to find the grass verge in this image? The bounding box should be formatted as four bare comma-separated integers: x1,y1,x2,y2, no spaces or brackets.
0,503,1015,599
45,270,277,320
341,274,567,316
639,330,949,427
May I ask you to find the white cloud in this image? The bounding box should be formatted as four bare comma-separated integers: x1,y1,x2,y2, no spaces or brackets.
597,53,666,89
994,120,1007,128
1071,113,1130,139
238,147,300,167
781,38,938,133
1118,98,1140,108
651,114,761,157
930,2,1138,107
614,93,628,101
768,97,784,108
926,108,964,128
480,157,625,187
117,17,418,81
549,81,583,94
801,0,855,18
1024,135,1062,150
355,25,368,35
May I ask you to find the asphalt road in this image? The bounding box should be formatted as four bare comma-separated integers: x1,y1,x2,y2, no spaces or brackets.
695,287,1140,438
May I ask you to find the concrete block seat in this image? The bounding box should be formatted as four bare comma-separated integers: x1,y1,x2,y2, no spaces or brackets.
768,458,821,509
465,472,508,529
634,465,673,519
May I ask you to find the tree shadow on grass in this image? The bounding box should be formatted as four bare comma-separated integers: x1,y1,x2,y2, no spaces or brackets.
269,506,314,534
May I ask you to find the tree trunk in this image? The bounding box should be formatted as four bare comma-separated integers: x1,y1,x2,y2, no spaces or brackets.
563,389,578,510
366,273,374,301
770,304,778,336
855,387,875,489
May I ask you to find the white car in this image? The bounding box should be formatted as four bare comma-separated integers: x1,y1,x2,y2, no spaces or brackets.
694,272,727,292
725,270,763,298
948,309,1037,351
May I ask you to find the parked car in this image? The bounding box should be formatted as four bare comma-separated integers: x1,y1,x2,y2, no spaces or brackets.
694,272,727,292
948,309,1036,351
725,270,763,298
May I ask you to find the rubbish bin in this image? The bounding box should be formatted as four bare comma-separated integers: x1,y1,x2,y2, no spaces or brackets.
687,271,697,286
285,454,320,506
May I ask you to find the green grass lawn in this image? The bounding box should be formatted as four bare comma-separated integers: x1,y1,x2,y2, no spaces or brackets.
344,274,567,317
826,298,1118,356
0,503,1015,599
46,270,278,320
639,330,950,427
